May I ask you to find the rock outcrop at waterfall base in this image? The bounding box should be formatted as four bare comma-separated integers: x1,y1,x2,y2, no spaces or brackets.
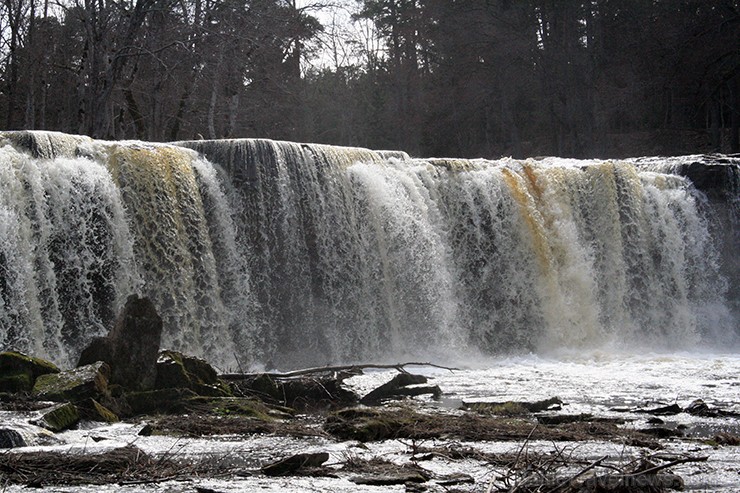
0,352,60,393
77,294,162,391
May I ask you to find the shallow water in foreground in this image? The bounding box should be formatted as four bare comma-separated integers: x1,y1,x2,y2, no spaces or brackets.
2,353,739,492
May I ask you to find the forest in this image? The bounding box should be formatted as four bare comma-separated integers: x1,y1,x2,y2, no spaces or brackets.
0,0,737,158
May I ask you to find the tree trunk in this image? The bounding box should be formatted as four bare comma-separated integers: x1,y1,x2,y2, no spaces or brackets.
227,93,240,137
124,87,145,139
81,0,155,138
207,50,225,139
709,94,721,152
4,0,22,129
168,85,191,141
730,76,739,153
207,81,219,140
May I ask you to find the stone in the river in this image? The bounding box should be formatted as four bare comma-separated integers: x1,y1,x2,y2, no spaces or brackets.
685,399,711,416
0,351,60,392
154,350,230,396
360,373,432,405
261,452,330,476
77,398,120,423
0,428,26,448
125,388,198,415
31,402,80,432
33,361,110,402
78,294,162,390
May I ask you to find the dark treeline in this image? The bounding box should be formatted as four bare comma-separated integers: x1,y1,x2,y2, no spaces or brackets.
1,0,738,158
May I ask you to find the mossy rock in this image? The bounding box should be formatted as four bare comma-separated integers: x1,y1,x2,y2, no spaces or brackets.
0,371,34,393
78,399,119,423
31,402,80,432
157,350,217,384
125,388,198,415
155,357,191,389
32,361,110,402
195,397,274,421
179,353,218,385
325,407,412,442
463,397,562,415
0,351,59,380
243,374,282,401
155,351,231,397
191,382,232,397
466,401,529,416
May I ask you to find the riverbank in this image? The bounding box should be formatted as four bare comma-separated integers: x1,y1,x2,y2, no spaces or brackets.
1,354,738,492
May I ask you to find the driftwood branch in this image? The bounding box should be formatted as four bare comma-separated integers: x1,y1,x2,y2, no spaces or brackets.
546,455,608,493
546,455,708,493
626,455,709,477
220,362,460,380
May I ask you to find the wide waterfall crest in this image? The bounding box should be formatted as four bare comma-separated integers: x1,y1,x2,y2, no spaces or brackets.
0,132,736,369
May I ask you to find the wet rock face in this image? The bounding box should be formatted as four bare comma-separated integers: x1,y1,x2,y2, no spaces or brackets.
0,428,26,449
78,295,163,391
32,361,110,402
0,352,60,392
154,350,230,397
676,159,739,202
30,403,80,432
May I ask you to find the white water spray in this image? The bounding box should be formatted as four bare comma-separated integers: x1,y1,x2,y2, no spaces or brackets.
0,132,735,368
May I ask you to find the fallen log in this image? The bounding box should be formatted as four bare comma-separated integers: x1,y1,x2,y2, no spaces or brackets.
360,373,441,404
220,362,459,380
261,452,330,476
463,397,563,415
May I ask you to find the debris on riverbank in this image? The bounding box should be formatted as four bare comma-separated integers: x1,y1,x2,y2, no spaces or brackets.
2,347,737,492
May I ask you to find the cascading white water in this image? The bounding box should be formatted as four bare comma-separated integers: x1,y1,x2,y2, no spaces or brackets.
0,144,139,364
0,132,736,369
0,134,256,368
184,140,736,367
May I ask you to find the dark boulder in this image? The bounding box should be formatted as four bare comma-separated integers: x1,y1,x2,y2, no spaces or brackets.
671,159,739,202
125,388,198,416
0,372,34,393
261,452,330,476
0,428,26,448
260,452,329,476
360,373,440,405
231,372,358,410
77,338,114,370
30,402,80,432
154,350,230,397
685,399,712,416
78,295,162,390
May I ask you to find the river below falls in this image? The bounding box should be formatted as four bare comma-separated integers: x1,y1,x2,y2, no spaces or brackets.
1,352,738,492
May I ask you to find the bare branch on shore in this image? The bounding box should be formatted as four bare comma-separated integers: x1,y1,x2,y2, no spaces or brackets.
220,361,460,380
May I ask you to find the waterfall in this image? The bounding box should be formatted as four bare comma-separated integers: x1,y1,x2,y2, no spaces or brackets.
0,133,256,368
0,132,736,369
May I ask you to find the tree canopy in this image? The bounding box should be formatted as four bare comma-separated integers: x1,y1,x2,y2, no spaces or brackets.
1,0,737,157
